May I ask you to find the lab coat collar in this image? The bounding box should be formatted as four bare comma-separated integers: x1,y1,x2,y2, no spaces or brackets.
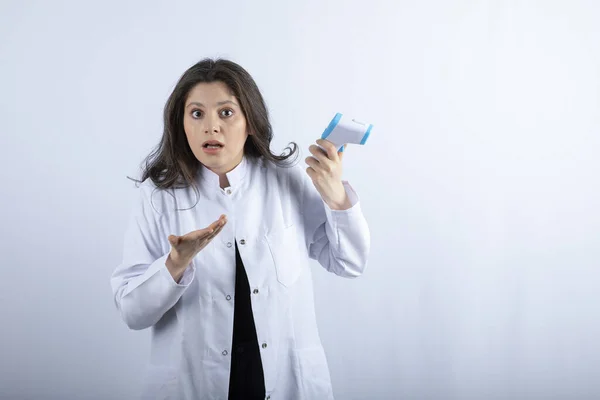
198,155,248,189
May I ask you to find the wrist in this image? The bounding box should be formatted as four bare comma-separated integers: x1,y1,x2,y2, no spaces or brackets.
166,252,191,279
325,191,352,210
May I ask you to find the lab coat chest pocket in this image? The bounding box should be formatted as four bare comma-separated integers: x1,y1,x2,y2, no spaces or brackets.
265,224,304,287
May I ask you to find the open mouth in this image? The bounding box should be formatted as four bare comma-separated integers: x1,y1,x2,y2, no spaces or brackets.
202,141,224,149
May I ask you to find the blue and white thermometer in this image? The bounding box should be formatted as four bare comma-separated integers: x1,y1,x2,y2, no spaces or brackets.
321,112,373,152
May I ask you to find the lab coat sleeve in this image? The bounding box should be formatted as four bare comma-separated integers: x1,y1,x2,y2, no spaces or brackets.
297,165,371,278
110,183,195,330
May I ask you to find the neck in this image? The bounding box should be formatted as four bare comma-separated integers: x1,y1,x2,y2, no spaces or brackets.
204,153,244,188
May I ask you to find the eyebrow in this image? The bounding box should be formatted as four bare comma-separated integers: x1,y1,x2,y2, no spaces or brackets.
185,100,239,108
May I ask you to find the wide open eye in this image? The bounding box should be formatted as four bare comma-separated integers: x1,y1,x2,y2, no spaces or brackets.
221,109,234,117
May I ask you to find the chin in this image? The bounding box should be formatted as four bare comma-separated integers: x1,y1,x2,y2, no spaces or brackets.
194,148,241,173
199,157,228,171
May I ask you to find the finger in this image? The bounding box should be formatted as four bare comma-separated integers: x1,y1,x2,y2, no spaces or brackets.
316,139,339,161
184,216,228,243
203,221,226,242
201,230,228,253
209,218,226,233
208,217,227,231
202,216,227,236
308,145,333,167
308,144,328,159
202,216,229,240
186,226,216,242
305,166,317,181
304,155,321,171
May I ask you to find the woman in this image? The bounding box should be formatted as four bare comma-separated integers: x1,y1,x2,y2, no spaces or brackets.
110,58,370,400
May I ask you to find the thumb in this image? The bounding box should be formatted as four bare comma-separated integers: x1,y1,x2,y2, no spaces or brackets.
168,235,180,247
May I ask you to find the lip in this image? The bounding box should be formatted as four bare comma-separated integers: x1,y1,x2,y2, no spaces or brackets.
201,140,224,155
202,146,223,155
202,140,224,147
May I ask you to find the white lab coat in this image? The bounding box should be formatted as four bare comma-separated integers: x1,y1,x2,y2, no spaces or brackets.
111,155,370,400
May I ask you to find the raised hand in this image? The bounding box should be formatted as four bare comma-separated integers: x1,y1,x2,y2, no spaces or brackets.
165,214,227,282
305,139,351,210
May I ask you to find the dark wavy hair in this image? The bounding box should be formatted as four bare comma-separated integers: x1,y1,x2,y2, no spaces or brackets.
130,58,298,189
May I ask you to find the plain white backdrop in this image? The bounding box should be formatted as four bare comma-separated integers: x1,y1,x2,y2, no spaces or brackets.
1,0,599,399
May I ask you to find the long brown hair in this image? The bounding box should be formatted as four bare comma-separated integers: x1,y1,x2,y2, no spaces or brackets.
130,58,298,190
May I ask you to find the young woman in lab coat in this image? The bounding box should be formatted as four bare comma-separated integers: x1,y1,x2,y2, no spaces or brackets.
111,58,370,400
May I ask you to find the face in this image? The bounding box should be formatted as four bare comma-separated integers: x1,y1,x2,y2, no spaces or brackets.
183,81,249,176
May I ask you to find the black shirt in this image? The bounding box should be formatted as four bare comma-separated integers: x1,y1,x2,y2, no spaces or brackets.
228,241,266,400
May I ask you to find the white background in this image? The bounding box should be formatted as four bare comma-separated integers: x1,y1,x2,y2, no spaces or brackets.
1,0,599,399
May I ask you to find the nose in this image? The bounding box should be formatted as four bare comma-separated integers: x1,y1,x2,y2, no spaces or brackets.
203,115,221,134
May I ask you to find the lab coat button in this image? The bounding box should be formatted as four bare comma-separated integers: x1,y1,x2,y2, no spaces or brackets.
253,289,259,294
222,350,228,356
226,189,232,195
261,343,267,349
226,295,231,301
240,239,246,245
227,242,232,248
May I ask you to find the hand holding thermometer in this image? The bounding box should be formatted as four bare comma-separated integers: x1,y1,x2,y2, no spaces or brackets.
320,112,373,152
